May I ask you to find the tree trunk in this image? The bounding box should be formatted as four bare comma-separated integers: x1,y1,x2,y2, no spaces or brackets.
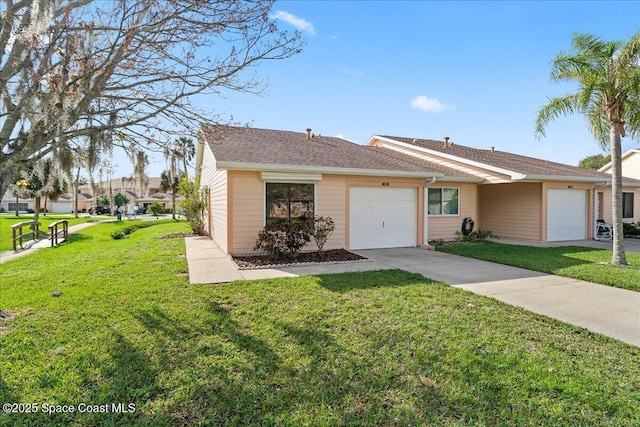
0,168,18,208
33,196,41,223
74,168,80,218
610,127,627,265
172,188,176,220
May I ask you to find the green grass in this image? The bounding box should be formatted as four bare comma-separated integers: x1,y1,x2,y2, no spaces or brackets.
437,242,640,292
0,214,97,252
1,222,639,426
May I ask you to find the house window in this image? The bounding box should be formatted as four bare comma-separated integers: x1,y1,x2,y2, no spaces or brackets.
623,192,634,219
8,203,28,212
428,188,459,215
265,183,314,225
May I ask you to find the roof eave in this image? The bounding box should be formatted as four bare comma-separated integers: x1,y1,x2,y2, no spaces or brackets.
215,161,445,179
439,176,485,183
521,174,612,183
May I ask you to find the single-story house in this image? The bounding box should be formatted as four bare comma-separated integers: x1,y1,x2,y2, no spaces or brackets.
195,125,640,255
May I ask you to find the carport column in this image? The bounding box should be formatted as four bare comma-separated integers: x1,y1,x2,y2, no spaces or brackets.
593,185,609,240
423,177,437,245
593,188,599,240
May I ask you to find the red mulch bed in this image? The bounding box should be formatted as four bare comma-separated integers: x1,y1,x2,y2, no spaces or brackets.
233,249,369,269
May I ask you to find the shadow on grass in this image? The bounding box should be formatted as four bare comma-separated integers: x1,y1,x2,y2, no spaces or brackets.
58,233,93,245
316,269,431,292
439,242,604,271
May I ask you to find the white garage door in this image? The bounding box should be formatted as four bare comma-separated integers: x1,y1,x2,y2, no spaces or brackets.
547,189,587,241
349,187,417,249
51,202,72,212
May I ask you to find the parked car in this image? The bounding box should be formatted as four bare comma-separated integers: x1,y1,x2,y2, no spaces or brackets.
135,206,147,214
89,206,111,215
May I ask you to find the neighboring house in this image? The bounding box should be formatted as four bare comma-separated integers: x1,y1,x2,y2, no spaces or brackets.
0,176,182,213
92,177,184,211
196,126,640,254
369,135,640,240
598,149,640,223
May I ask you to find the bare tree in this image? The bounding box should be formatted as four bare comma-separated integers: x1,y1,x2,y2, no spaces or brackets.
0,0,303,197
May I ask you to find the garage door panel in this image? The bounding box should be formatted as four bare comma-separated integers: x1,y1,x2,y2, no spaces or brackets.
51,202,72,212
349,187,417,250
547,189,586,241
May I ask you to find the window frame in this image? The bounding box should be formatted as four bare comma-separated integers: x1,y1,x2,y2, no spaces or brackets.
622,192,635,219
263,181,316,226
8,203,29,212
427,187,460,216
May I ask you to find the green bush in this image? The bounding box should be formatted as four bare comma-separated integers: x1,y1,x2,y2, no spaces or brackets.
110,220,175,240
428,239,445,247
148,202,165,217
179,179,207,235
623,222,640,237
111,230,125,240
311,216,335,256
455,229,496,242
254,219,311,259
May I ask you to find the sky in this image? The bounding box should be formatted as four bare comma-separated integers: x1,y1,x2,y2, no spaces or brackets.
132,1,640,178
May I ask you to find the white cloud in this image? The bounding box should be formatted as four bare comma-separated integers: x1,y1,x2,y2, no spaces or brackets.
410,95,454,113
341,69,364,75
270,11,316,36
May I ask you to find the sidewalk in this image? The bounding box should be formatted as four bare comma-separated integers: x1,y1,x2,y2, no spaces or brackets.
184,238,640,347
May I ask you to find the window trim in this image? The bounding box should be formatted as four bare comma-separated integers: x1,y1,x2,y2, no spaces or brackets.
263,181,317,227
622,191,635,219
8,203,29,212
427,187,460,216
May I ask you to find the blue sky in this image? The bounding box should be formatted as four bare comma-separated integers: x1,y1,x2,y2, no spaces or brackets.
140,1,640,177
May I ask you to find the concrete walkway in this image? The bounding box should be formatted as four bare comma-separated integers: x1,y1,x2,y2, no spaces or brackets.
185,238,640,347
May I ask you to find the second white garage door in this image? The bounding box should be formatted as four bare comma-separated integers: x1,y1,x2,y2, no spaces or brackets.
547,189,587,241
349,186,417,249
51,202,72,212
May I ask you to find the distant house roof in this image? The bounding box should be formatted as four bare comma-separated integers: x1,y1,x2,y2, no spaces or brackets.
373,135,638,184
199,125,478,180
59,192,93,202
599,149,640,173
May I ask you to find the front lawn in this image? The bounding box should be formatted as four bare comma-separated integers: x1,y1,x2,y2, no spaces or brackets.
1,222,639,425
0,214,96,252
437,242,640,292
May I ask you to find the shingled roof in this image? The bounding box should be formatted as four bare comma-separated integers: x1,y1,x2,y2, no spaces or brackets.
200,125,478,179
379,135,625,181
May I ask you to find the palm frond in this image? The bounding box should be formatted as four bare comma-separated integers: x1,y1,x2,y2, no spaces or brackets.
585,99,610,148
614,30,640,70
535,94,582,139
624,85,640,141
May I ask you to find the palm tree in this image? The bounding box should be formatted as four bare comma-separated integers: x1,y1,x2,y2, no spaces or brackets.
163,143,182,220
175,137,196,179
536,32,640,266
